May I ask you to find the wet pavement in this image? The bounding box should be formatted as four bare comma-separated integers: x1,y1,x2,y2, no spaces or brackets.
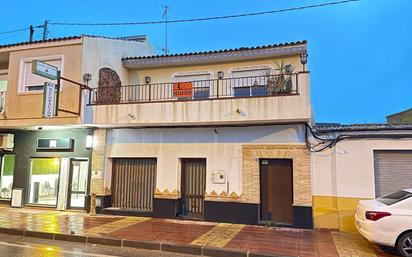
0,233,193,257
0,206,401,257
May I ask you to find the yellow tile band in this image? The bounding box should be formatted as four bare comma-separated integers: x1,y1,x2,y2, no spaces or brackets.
331,231,377,257
191,223,244,247
86,217,150,236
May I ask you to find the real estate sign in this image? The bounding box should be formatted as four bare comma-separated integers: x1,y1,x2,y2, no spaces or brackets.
42,82,56,118
173,82,193,98
32,60,59,80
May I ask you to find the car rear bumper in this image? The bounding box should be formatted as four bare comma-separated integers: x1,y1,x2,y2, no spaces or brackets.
355,215,395,247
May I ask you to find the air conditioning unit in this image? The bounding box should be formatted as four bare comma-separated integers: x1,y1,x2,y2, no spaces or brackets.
0,134,14,151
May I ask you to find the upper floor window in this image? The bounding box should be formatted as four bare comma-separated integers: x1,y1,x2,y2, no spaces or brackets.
0,70,7,91
18,55,64,93
0,70,8,113
230,66,271,97
173,72,211,99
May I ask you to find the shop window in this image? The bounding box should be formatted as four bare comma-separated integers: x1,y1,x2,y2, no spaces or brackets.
27,158,60,206
0,154,15,199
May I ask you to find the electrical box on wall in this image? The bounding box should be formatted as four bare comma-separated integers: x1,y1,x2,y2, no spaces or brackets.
0,134,14,151
212,171,226,184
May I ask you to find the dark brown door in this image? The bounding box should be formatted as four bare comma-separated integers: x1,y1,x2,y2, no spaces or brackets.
180,158,206,219
260,159,293,224
111,158,156,211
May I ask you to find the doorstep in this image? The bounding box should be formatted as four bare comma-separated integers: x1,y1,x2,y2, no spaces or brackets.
102,207,152,217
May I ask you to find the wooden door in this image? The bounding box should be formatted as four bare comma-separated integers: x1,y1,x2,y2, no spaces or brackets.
180,159,206,219
260,159,293,224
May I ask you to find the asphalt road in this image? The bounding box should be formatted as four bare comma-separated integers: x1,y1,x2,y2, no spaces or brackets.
0,233,196,257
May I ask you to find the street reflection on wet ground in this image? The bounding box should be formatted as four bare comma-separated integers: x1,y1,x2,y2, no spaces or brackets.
0,233,194,257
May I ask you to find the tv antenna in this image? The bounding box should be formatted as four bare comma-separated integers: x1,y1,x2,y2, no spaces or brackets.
162,5,170,55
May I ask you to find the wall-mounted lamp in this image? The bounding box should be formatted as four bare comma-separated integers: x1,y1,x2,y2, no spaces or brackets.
86,135,94,149
144,76,151,84
300,53,308,71
217,71,224,79
83,73,92,86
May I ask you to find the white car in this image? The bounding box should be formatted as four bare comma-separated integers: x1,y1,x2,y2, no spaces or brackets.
355,189,412,257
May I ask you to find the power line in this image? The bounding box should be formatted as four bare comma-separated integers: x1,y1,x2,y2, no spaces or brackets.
49,0,360,26
0,26,32,35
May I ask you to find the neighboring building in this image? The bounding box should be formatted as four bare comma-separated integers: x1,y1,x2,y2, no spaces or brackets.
387,107,412,124
311,124,412,231
85,41,314,228
0,35,154,210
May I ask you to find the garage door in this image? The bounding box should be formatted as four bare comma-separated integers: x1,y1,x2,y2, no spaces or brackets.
112,158,156,211
374,151,412,197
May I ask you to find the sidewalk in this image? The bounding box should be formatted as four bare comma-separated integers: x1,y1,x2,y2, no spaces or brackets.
0,206,398,257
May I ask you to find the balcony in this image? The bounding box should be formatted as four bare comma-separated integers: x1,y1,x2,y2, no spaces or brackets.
85,72,311,126
88,73,300,105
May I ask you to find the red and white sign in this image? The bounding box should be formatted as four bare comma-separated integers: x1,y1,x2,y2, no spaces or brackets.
173,82,193,98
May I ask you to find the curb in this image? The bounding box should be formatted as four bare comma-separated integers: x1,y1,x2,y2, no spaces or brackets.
0,227,294,257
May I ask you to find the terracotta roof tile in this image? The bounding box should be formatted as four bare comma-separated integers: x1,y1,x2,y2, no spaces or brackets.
0,36,81,49
122,40,307,60
314,123,412,132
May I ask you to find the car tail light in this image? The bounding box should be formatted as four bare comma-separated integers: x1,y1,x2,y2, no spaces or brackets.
365,211,391,221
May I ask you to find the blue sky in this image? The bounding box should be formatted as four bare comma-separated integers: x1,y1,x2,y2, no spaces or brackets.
0,0,411,124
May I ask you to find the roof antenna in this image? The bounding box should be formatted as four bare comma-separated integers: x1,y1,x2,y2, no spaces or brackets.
162,5,169,55
42,20,49,40
29,25,34,42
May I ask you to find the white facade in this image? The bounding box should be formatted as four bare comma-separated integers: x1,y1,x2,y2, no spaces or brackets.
103,124,306,197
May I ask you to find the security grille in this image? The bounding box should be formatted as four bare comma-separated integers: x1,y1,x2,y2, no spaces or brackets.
181,159,206,219
112,158,156,211
374,150,412,197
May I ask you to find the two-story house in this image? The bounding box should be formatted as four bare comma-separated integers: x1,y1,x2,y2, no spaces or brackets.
0,35,154,210
85,41,314,228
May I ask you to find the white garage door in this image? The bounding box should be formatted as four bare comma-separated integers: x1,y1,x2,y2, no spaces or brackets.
374,150,412,197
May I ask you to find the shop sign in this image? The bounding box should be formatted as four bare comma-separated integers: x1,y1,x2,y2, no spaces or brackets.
173,82,193,98
32,60,59,80
42,82,56,118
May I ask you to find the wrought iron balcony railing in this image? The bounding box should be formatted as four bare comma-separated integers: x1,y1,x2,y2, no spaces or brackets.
88,73,300,105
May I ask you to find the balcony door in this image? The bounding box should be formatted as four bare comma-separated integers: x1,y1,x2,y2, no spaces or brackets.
174,73,211,100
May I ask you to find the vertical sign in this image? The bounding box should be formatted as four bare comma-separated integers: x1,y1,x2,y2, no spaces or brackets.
42,82,56,118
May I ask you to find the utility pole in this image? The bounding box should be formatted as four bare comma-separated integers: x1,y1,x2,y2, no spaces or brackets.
29,25,34,42
162,5,169,55
42,20,49,40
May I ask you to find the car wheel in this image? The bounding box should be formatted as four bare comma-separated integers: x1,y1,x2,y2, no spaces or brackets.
398,232,412,257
